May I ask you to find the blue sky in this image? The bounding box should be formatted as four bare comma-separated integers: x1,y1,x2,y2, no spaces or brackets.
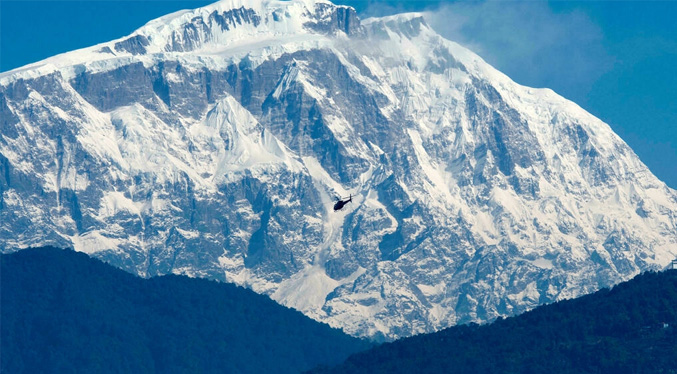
1,0,675,189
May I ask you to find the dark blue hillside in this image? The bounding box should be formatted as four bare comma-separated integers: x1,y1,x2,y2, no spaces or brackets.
1,247,370,374
311,269,677,374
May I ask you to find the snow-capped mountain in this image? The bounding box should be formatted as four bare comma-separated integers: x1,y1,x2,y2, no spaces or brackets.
1,0,676,340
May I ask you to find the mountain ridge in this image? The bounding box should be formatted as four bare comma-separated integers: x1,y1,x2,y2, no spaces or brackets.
1,0,676,340
309,269,677,374
0,0,360,85
1,246,370,373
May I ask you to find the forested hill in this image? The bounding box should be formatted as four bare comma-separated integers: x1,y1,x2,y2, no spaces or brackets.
310,269,677,374
1,247,370,373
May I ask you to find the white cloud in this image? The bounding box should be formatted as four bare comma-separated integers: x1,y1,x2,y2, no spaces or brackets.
428,1,614,101
357,0,614,103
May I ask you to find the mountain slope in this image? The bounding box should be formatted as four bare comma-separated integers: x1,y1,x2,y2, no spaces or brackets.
1,0,676,340
0,246,370,373
309,269,677,374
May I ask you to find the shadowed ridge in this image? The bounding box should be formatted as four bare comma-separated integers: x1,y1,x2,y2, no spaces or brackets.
1,246,371,374
309,270,677,374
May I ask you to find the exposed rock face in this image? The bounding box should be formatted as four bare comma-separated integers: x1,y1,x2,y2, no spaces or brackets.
1,0,676,340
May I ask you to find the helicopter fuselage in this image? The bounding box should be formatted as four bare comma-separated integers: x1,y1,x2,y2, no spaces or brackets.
333,196,352,211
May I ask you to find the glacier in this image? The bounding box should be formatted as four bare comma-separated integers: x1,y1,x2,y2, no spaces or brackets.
1,0,676,340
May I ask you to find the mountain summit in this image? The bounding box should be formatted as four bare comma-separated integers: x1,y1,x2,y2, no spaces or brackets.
1,0,676,340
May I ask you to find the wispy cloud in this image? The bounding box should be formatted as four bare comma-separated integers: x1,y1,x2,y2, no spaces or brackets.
355,0,614,103
428,1,614,101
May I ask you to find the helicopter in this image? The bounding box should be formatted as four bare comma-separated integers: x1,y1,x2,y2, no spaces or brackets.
333,194,352,211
